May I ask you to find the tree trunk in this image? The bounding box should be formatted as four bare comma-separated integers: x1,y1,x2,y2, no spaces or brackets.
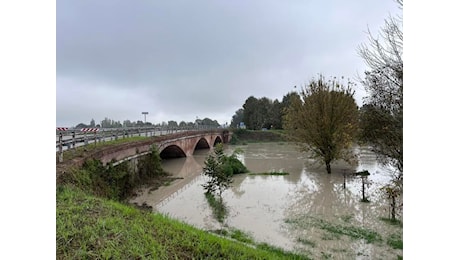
326,162,331,174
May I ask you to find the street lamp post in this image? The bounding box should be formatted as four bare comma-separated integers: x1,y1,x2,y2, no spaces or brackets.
142,112,148,125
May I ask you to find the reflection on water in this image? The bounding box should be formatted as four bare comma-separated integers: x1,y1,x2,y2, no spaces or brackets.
130,143,402,259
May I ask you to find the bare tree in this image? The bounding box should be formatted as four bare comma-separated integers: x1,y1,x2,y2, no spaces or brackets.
358,0,403,221
357,0,403,175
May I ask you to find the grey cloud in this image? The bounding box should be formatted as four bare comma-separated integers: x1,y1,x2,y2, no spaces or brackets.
57,0,401,127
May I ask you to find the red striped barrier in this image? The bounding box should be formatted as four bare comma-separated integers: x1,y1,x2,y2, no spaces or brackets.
56,127,68,131
80,128,99,132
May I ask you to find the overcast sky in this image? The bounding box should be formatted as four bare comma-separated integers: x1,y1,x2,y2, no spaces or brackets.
56,0,402,127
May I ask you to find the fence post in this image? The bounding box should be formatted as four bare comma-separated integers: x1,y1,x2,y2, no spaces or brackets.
84,132,88,145
72,131,76,149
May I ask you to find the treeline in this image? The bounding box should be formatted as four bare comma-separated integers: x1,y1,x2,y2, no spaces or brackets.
74,117,221,129
230,92,299,130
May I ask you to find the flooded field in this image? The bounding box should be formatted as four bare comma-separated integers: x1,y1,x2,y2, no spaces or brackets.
130,143,403,259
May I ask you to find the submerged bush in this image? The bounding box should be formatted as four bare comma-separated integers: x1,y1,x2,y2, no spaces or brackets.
202,144,248,196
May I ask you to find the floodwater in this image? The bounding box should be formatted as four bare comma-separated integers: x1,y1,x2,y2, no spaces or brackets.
130,143,403,259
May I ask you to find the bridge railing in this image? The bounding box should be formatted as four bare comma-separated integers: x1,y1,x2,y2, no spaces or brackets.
55,125,225,162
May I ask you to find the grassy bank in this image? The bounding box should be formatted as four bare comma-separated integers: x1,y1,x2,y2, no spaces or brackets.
56,185,308,259
56,136,309,259
229,129,286,144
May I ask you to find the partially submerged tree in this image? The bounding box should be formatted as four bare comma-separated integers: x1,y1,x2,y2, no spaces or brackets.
358,0,403,220
357,0,403,177
202,144,248,197
381,179,402,221
283,75,360,173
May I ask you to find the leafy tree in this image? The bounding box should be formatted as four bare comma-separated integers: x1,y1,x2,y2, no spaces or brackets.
202,143,233,197
381,179,402,221
271,99,282,129
357,0,403,177
168,120,178,128
279,92,301,128
242,96,278,130
202,117,220,127
123,120,133,127
283,75,359,174
258,97,274,129
230,108,244,128
202,144,247,197
100,117,122,128
242,96,259,130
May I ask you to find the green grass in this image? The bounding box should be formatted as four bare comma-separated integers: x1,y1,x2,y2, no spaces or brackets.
387,233,403,249
285,216,382,244
57,185,309,259
208,228,254,245
229,229,254,244
316,220,381,243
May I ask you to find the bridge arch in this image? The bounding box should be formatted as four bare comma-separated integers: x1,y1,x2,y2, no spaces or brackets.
159,145,186,159
213,136,223,146
194,137,210,151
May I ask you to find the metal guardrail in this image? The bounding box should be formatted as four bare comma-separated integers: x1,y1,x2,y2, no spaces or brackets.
56,125,221,147
55,125,224,162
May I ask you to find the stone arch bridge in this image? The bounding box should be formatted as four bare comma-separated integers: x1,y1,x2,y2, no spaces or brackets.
91,130,232,166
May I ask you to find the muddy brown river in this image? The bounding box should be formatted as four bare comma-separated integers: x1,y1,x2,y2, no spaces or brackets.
130,143,403,259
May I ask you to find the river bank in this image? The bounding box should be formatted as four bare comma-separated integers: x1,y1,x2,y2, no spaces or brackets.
56,185,308,259
56,135,309,259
